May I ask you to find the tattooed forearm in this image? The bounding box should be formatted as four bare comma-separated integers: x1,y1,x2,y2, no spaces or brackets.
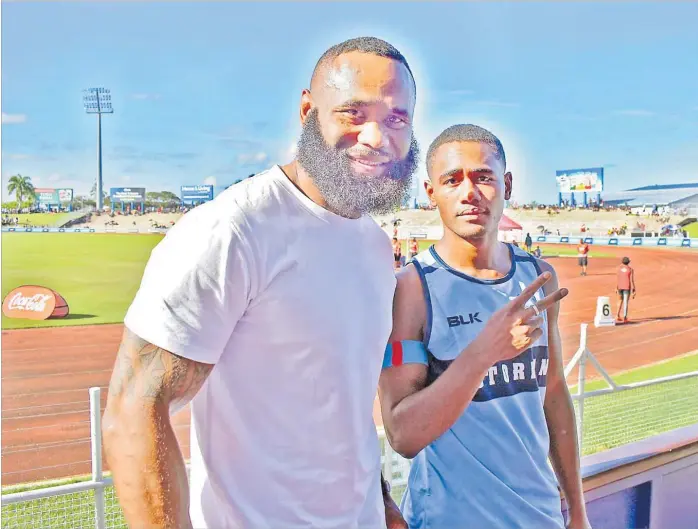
103,328,205,529
108,328,213,413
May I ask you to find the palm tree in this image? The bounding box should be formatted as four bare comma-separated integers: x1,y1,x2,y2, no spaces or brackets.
7,174,36,204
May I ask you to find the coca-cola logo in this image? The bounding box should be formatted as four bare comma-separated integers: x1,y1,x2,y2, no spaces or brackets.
2,285,60,321
8,292,52,312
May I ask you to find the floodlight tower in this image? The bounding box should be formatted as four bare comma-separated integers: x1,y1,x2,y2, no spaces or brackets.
83,88,113,211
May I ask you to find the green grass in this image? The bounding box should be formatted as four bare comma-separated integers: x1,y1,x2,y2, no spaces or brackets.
1,233,163,330
684,222,698,238
537,246,614,258
1,484,127,529
9,213,81,228
570,351,698,393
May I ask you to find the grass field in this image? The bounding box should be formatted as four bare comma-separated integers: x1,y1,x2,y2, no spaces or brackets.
1,234,616,330
9,213,81,228
1,233,163,330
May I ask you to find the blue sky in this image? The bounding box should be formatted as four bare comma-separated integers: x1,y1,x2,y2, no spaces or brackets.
2,1,697,205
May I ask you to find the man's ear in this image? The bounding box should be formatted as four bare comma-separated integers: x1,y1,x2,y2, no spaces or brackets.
300,89,314,125
424,179,436,206
504,172,513,201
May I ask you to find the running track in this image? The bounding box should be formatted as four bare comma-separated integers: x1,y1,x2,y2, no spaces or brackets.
3,245,697,486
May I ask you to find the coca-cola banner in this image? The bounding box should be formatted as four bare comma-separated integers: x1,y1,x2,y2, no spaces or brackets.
2,285,70,321
110,187,146,203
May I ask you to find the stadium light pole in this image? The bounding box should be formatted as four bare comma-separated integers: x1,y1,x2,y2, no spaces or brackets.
82,88,114,212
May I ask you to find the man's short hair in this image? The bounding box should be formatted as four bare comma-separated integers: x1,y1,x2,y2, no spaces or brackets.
622,257,630,265
311,36,415,91
426,124,506,175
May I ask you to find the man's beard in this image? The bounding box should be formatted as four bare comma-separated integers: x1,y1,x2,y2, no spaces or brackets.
295,110,420,218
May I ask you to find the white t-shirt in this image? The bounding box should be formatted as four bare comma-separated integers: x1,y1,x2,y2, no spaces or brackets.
124,165,396,529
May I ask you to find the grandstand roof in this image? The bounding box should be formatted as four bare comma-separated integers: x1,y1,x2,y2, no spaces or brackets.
627,183,698,192
602,183,698,209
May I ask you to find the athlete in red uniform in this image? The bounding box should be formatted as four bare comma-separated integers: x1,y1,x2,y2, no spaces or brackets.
577,239,590,276
616,257,636,323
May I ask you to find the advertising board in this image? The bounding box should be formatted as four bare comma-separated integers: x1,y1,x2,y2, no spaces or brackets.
34,188,74,205
555,168,604,193
181,185,214,203
110,187,146,203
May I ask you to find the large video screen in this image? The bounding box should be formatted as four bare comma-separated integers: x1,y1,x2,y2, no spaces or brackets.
555,168,604,193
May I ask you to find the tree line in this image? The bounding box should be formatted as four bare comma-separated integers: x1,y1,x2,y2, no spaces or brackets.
4,174,186,211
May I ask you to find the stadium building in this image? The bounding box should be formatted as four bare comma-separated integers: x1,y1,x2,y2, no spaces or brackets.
602,183,698,215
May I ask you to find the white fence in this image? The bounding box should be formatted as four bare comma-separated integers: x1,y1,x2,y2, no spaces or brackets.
1,227,168,235
3,327,697,527
386,225,698,249
4,225,696,248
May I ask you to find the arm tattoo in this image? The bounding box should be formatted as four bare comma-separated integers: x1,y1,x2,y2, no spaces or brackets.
108,329,213,413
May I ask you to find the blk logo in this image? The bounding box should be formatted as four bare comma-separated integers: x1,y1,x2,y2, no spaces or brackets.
447,313,483,327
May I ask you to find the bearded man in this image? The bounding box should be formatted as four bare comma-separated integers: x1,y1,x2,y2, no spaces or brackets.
102,36,419,529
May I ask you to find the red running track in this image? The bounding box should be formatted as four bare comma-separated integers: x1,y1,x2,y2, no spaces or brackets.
3,245,697,486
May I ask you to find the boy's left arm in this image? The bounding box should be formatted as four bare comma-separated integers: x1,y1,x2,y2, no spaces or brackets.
539,261,591,529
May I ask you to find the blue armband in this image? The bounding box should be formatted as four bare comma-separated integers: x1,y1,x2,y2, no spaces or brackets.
382,340,429,369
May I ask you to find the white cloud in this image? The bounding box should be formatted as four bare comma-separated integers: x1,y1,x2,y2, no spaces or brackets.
119,175,131,183
5,153,32,160
288,142,298,157
203,176,217,186
48,173,61,182
2,113,27,124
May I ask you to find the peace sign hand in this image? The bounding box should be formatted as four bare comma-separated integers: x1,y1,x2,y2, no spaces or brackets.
472,272,569,365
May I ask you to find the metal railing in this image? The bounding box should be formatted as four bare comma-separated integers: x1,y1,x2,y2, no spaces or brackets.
565,323,698,456
1,388,120,529
3,328,697,527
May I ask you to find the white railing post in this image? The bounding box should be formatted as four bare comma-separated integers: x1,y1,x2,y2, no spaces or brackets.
381,430,394,488
576,324,588,455
90,387,106,529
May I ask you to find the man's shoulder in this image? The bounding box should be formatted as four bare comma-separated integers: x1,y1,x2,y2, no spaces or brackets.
395,261,422,288
393,262,427,319
156,167,284,254
361,216,394,249
213,166,287,213
178,166,286,229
